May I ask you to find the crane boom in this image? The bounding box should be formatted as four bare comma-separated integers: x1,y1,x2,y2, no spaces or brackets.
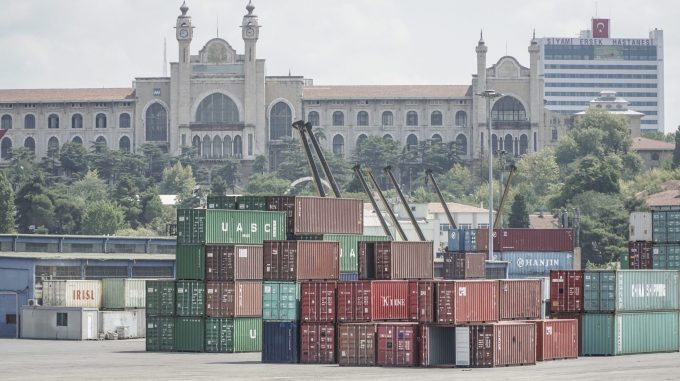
352,165,393,239
292,121,326,197
425,169,457,229
303,122,341,198
494,164,517,228
383,166,426,241
366,168,407,241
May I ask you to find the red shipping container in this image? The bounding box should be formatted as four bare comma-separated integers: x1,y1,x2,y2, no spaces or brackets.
552,313,583,356
337,323,376,366
337,281,372,322
499,279,542,320
527,319,578,361
408,280,435,323
299,323,335,364
371,281,410,321
628,241,653,269
437,280,498,324
443,252,486,279
266,196,363,235
469,322,536,367
359,241,434,280
205,245,263,281
376,323,419,367
263,240,339,281
300,281,337,323
477,228,574,252
550,270,583,313
205,281,262,317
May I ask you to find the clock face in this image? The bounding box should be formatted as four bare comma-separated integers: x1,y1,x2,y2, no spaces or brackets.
179,28,189,38
245,27,255,37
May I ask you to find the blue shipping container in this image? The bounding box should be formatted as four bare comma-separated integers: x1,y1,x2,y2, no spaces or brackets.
494,251,574,278
447,229,477,252
340,273,359,282
262,321,299,363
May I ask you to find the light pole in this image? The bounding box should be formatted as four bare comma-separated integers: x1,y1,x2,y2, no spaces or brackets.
476,90,502,261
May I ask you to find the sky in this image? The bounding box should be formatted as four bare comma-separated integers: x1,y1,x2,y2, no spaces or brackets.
1,0,678,132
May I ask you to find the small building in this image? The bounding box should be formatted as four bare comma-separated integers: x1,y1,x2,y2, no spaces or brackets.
21,306,99,340
632,136,675,170
575,91,644,138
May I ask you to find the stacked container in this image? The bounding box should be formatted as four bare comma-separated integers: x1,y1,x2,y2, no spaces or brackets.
638,208,680,270
146,280,176,351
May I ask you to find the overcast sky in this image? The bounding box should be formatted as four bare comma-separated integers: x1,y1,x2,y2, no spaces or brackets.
1,0,677,132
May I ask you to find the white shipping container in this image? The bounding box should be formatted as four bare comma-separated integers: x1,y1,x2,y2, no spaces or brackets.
42,280,103,309
629,212,652,242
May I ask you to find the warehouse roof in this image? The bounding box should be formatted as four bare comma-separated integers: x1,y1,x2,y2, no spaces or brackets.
0,252,174,261
303,85,472,100
0,88,135,102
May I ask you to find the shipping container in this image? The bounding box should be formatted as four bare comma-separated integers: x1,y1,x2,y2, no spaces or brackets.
377,323,419,367
262,281,299,320
340,273,359,282
175,281,205,317
146,316,174,352
582,312,679,356
529,319,578,361
447,228,477,252
262,321,299,363
174,317,204,352
495,251,574,278
477,228,574,252
552,312,583,356
409,281,435,323
207,195,238,210
205,317,234,353
319,234,390,273
629,212,652,241
237,196,267,211
620,251,630,269
443,252,486,279
205,281,262,317
550,270,583,313
469,322,536,367
299,323,336,364
583,271,616,312
233,317,262,352
263,240,340,281
176,209,286,245
337,323,376,366
42,280,102,308
485,260,509,279
628,241,653,270
420,325,456,367
525,276,550,301
205,245,263,281
337,281,372,323
652,210,667,243
371,281,410,321
359,241,434,280
146,280,175,316
455,326,471,367
266,196,363,235
615,270,679,311
437,280,499,324
102,279,147,310
653,244,680,270
499,279,542,320
300,281,336,323
176,244,204,280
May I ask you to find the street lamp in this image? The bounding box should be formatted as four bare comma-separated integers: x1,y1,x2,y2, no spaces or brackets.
476,89,502,261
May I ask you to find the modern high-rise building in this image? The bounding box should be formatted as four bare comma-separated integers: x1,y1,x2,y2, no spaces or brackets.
537,19,664,132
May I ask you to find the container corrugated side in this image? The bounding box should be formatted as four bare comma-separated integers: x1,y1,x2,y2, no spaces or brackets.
205,281,261,317
443,252,486,279
337,281,372,323
550,270,583,313
629,211,653,242
176,209,206,244
437,280,498,324
388,242,434,280
263,241,339,281
174,317,205,352
205,317,234,353
234,245,263,280
300,323,336,364
409,281,435,323
477,228,574,252
294,197,363,235
300,281,336,323
206,195,238,210
628,242,653,269
497,251,574,278
530,319,578,361
338,323,376,366
376,323,419,367
102,279,147,309
498,279,541,320
262,281,299,321
233,317,262,352
205,245,264,281
469,323,536,367
583,271,616,312
371,281,410,321
42,280,102,308
146,316,174,352
176,244,205,280
322,234,390,273
615,270,679,311
175,281,205,317
146,280,175,316
206,210,287,244
262,321,299,363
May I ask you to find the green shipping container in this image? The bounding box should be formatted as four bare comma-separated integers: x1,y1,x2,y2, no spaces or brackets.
102,278,147,309
177,209,286,245
619,252,629,269
238,196,267,211
146,316,175,352
205,317,234,353
583,271,616,312
616,270,679,311
207,195,238,210
175,317,205,352
146,280,175,316
654,244,680,269
262,281,299,321
582,312,679,356
652,211,667,243
176,245,205,280
234,317,263,352
319,234,391,273
176,280,205,316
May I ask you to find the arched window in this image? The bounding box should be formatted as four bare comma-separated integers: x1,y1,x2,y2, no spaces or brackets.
146,103,168,141
71,114,83,129
308,111,319,126
196,93,239,123
492,96,527,121
24,115,35,129
357,134,368,147
383,134,393,141
119,136,131,152
504,134,513,154
431,111,442,126
431,134,442,143
233,135,243,158
223,136,233,157
332,135,345,156
1,138,12,159
357,111,369,126
96,113,107,129
406,111,418,126
95,136,107,148
72,136,83,145
213,136,222,158
48,114,59,129
192,135,201,156
202,135,211,158
332,111,344,126
406,134,418,150
455,134,468,156
1,115,11,129
519,134,528,155
119,113,131,128
270,102,292,140
492,134,498,154
24,137,35,154
47,136,59,155
382,111,393,126
652,152,660,161
455,111,467,126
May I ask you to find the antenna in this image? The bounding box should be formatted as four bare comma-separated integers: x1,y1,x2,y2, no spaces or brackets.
217,16,219,37
163,38,167,77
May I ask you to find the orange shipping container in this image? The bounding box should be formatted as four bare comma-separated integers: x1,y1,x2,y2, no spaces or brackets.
437,280,498,324
528,319,579,361
205,281,262,317
499,279,542,320
263,240,339,281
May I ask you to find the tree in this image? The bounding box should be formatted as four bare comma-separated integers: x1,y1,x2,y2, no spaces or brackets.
508,193,530,228
673,126,680,170
252,155,267,174
59,142,89,177
15,174,55,233
81,200,125,235
140,191,164,226
212,159,240,192
52,197,84,234
552,155,621,208
70,170,109,204
513,148,561,212
0,171,15,233
160,161,197,207
352,136,401,188
642,130,674,143
245,173,291,195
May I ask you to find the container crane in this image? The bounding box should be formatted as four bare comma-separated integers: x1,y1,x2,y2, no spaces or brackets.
352,165,394,239
383,166,426,241
494,164,517,228
292,120,326,197
424,169,457,230
365,168,408,241
303,122,341,198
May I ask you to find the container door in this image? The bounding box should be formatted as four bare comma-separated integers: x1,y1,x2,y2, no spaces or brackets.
87,313,94,340
455,326,470,366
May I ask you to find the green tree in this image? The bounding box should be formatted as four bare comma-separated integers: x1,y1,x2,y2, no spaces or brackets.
513,148,561,212
508,193,530,228
212,159,240,192
438,164,476,201
352,136,401,188
52,197,85,234
160,161,197,207
0,171,15,233
552,155,620,207
59,141,89,177
81,200,125,235
70,170,109,204
140,190,164,226
673,126,680,169
642,130,674,142
15,175,55,233
245,173,291,195
252,155,267,174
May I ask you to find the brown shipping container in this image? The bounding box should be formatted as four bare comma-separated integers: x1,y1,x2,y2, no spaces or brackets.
499,279,542,320
376,323,419,367
267,196,363,235
409,281,435,323
337,281,372,323
300,281,337,323
628,241,653,269
443,252,486,279
550,270,583,313
469,322,536,367
300,323,336,364
263,241,339,281
437,280,499,324
552,313,583,356
476,228,574,252
338,323,376,366
205,281,262,317
359,241,434,280
371,281,410,321
529,319,578,361
205,245,263,281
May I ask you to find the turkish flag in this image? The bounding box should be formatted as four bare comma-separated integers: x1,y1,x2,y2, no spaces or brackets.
592,19,609,38
0,129,6,140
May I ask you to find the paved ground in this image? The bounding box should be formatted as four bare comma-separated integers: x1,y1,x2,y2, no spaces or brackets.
0,338,678,380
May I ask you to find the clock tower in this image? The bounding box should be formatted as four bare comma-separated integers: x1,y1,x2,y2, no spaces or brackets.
242,1,264,157
173,1,193,153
